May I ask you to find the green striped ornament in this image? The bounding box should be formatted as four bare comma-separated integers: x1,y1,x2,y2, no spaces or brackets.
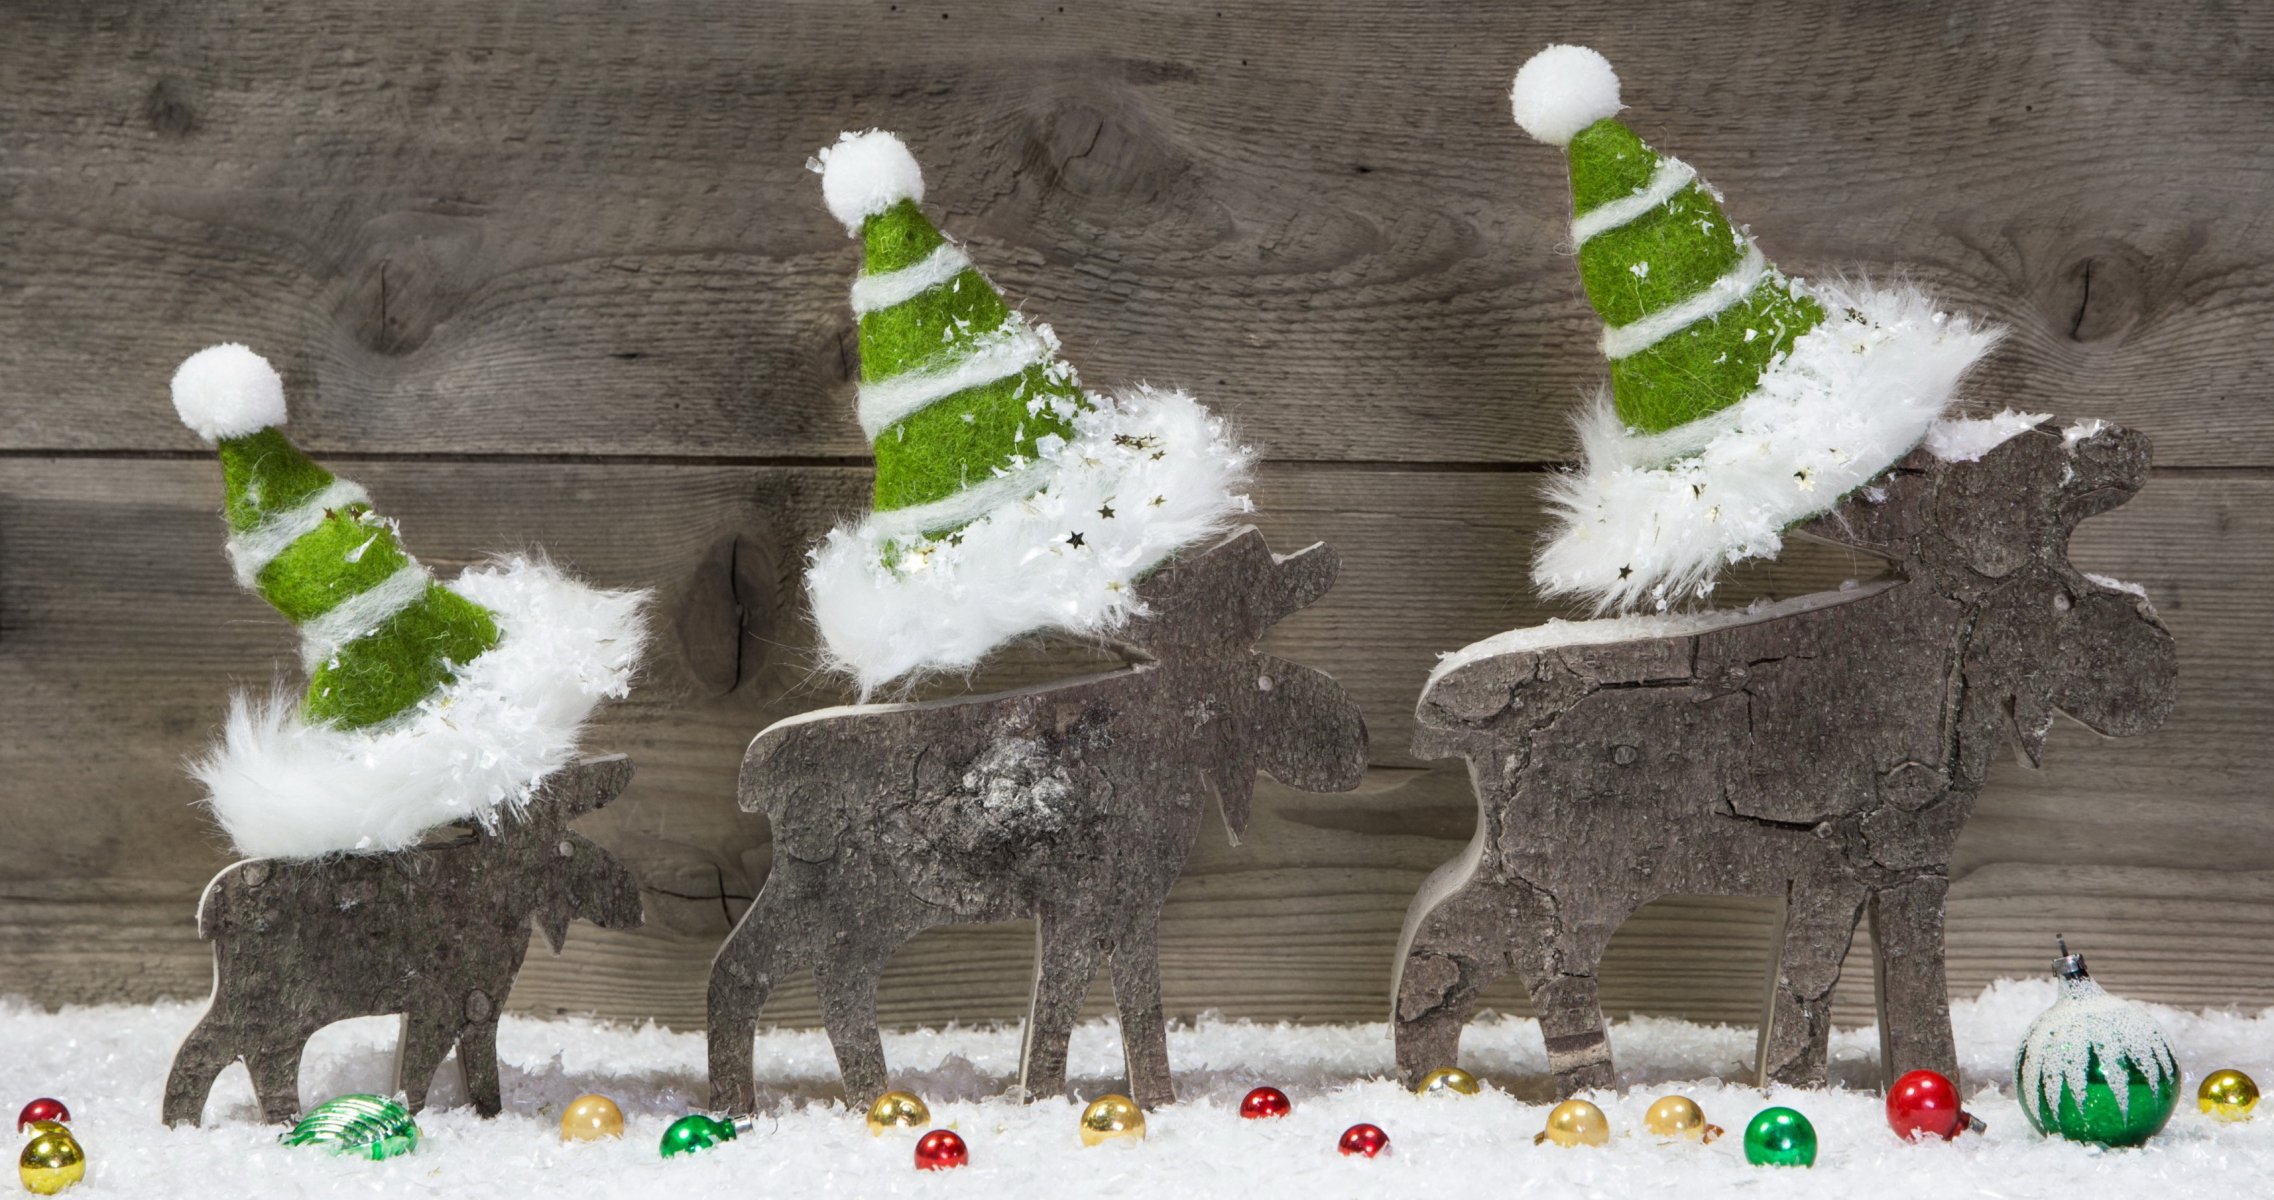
281,1095,420,1161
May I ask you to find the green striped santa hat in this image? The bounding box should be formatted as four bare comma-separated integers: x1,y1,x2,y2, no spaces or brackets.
1512,45,2004,611
804,130,1253,692
169,344,649,858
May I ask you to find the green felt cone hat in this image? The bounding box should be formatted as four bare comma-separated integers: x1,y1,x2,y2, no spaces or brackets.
804,131,1254,694
1510,45,2003,612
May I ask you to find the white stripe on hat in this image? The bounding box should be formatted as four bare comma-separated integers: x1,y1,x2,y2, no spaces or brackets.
861,459,1056,541
225,479,373,588
297,563,434,671
855,323,1054,438
1571,157,1697,245
850,243,975,315
1600,242,1768,360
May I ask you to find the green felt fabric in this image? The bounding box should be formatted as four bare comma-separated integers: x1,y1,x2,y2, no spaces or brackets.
217,429,336,532
305,585,499,729
861,199,947,274
1565,119,1825,434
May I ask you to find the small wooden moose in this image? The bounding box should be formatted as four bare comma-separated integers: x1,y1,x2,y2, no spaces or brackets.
708,527,1369,1114
163,757,645,1126
1393,418,2178,1096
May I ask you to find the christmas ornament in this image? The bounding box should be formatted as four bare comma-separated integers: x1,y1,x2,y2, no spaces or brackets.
1337,1123,1390,1158
1078,1095,1146,1146
559,1093,625,1142
866,1091,932,1135
2199,1069,2259,1122
1742,1107,1816,1167
1533,1099,1611,1147
280,1095,419,1161
1887,1069,1985,1140
1239,1087,1292,1119
802,129,1251,693
14,1101,67,1134
2014,940,2179,1147
16,1126,83,1196
1642,1095,1721,1142
1507,45,1999,610
1414,1067,1481,1098
166,344,648,858
659,1114,751,1158
914,1129,968,1170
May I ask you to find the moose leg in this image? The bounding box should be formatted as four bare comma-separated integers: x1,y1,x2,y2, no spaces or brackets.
244,1033,309,1124
162,1010,240,1127
705,896,795,1117
1393,877,1544,1090
814,946,893,1111
395,1013,464,1115
1107,916,1174,1110
456,999,506,1118
1758,883,1867,1088
1870,876,1959,1088
1016,910,1104,1104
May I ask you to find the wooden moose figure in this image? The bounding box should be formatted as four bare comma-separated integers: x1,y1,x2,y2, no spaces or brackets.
1393,418,2178,1096
163,757,645,1125
708,527,1369,1114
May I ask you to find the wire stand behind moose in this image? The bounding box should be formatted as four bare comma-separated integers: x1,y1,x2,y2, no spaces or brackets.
1392,418,2179,1098
707,528,1369,1115
162,757,645,1126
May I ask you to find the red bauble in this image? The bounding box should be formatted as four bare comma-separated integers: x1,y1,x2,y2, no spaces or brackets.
1338,1123,1390,1158
1887,1069,1972,1141
1240,1087,1292,1120
914,1128,969,1170
16,1098,69,1132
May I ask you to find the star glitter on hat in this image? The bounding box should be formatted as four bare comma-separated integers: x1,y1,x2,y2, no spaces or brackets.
802,130,1253,693
169,344,649,858
1512,45,2004,612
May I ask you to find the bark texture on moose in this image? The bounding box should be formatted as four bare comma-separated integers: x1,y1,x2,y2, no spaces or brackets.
1392,418,2178,1099
161,757,646,1127
706,527,1369,1115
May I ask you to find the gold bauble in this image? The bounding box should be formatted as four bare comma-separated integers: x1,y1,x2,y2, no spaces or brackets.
1533,1099,1611,1148
1643,1094,1722,1142
559,1093,625,1142
1415,1067,1482,1098
19,1127,85,1195
2199,1069,2261,1122
1078,1094,1146,1146
866,1090,932,1135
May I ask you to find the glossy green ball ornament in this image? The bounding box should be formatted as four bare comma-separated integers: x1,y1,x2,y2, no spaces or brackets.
280,1095,419,1161
2014,941,2179,1148
1742,1107,1816,1167
660,1113,746,1158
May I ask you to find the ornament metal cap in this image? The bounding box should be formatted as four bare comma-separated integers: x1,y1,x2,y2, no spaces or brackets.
2053,935,2090,980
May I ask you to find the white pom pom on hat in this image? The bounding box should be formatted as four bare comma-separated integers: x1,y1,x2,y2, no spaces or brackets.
171,343,287,442
1511,44,1623,146
814,129,926,234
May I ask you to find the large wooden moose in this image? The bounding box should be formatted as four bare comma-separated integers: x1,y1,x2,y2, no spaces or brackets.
708,528,1369,1114
1392,418,2178,1096
163,757,645,1125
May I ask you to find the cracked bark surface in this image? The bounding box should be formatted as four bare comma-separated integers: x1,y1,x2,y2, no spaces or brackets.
706,528,1370,1115
161,757,646,1125
1393,420,2179,1097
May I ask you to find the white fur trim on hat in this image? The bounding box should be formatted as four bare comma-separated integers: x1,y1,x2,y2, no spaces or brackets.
1511,44,1623,147
171,344,288,442
1532,280,2004,612
189,556,650,858
804,387,1254,696
814,129,926,235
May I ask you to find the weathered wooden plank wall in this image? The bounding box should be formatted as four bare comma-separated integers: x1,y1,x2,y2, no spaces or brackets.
4,1,2271,1049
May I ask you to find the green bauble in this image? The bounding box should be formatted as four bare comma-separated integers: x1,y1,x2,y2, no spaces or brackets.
1742,1106,1816,1167
659,1113,740,1158
281,1094,419,1161
2014,944,2180,1148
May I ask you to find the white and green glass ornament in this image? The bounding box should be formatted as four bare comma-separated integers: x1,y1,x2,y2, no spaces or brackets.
281,1094,420,1160
2013,939,2179,1147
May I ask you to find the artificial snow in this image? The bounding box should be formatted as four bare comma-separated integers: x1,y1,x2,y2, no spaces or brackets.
6,979,2266,1197
1925,409,2050,463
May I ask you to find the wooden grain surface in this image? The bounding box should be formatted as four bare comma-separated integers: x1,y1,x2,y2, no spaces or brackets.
4,0,2272,1055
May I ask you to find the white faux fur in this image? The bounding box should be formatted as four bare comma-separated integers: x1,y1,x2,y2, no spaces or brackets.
189,556,649,859
1533,280,2004,612
814,129,925,234
171,344,287,441
1511,45,1622,146
805,387,1253,695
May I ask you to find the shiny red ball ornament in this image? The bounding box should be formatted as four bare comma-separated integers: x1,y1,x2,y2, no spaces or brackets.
1887,1069,1981,1141
914,1128,969,1170
1337,1123,1390,1158
16,1099,68,1133
1240,1087,1292,1119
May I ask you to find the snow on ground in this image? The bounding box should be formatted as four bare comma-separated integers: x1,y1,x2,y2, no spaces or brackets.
4,978,2269,1197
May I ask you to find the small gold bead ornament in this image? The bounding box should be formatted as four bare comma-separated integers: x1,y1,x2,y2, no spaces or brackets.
1643,1094,1723,1142
1078,1094,1147,1146
1534,1098,1612,1147
2199,1069,2260,1122
1414,1067,1482,1098
866,1090,933,1135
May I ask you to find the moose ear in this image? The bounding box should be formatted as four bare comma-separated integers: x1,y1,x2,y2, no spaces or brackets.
1257,541,1340,628
2060,422,2152,522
